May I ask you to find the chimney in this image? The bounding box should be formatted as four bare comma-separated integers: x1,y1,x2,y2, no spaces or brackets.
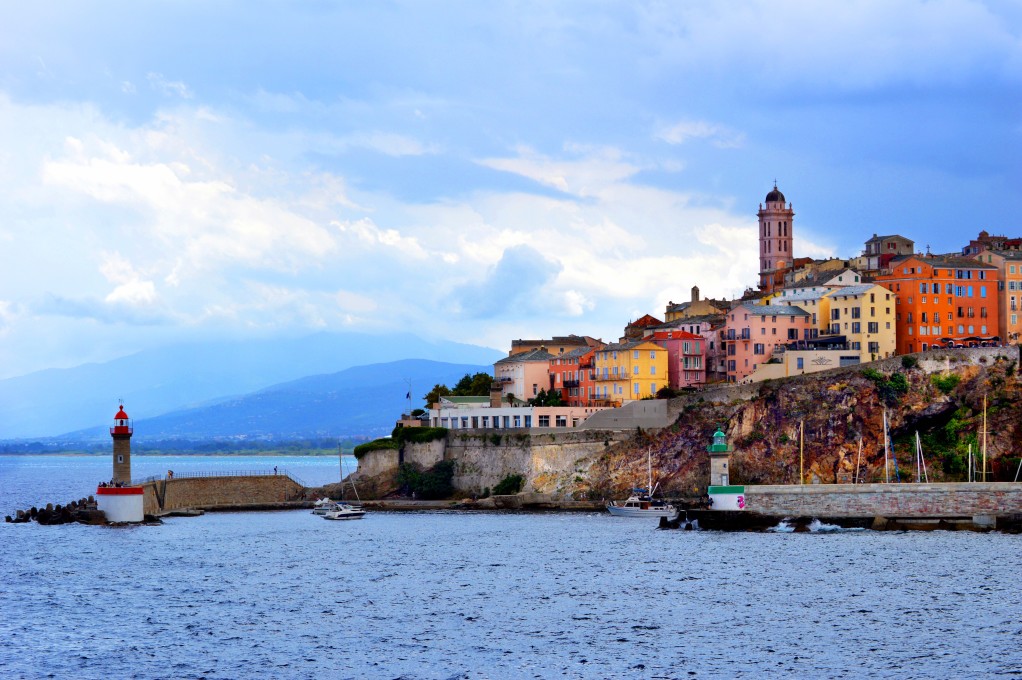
490,382,503,408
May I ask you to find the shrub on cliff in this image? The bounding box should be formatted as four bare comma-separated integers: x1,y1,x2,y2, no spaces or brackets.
493,473,525,495
396,460,456,499
390,426,448,445
861,368,909,405
353,438,399,459
931,374,961,395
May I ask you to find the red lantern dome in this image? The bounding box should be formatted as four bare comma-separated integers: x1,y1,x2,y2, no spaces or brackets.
111,404,132,436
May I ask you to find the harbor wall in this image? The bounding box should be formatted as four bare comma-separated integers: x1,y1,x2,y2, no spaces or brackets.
142,475,305,514
743,482,1022,517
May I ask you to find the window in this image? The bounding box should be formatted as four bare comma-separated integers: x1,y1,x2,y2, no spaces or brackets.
851,322,861,334
851,307,861,319
513,415,521,428
524,416,532,428
868,322,879,333
633,382,640,395
555,416,567,427
650,365,656,375
868,342,880,354
650,350,656,359
797,358,804,370
633,350,640,359
633,365,639,375
533,384,538,396
754,343,765,355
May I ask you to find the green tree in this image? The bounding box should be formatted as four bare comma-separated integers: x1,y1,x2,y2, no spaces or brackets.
423,384,451,408
452,372,494,396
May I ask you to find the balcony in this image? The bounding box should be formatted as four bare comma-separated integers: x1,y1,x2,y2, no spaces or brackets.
563,380,580,388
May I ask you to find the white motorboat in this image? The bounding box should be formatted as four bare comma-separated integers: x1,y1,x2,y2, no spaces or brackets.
322,503,366,521
607,490,677,518
311,498,341,515
607,447,677,518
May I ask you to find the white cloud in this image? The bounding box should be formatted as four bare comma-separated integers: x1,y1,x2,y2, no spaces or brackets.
147,72,193,99
656,120,745,149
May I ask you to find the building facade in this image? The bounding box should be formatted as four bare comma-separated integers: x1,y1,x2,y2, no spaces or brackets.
592,340,668,405
971,250,1022,344
877,255,1001,354
724,303,812,382
823,284,897,362
649,330,706,388
548,345,602,407
494,348,553,402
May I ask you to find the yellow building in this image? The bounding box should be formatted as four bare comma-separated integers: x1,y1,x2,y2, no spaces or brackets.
592,340,668,405
822,283,896,362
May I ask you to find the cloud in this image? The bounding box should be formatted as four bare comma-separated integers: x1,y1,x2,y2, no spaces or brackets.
656,120,745,149
331,217,428,260
454,245,563,319
478,145,641,197
147,72,193,99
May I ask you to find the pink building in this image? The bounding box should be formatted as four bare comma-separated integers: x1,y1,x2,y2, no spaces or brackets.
651,315,727,383
725,303,812,382
650,330,706,388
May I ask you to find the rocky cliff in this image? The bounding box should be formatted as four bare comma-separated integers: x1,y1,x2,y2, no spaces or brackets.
586,348,1020,497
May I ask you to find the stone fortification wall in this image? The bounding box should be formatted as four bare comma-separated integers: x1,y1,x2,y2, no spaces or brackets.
355,448,401,479
351,430,633,498
444,430,632,496
142,475,305,513
745,482,1022,518
405,439,445,469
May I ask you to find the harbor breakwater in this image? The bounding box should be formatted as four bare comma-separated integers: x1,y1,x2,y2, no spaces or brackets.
142,473,307,515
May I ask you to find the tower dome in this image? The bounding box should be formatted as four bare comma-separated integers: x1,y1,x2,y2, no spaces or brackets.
765,184,785,204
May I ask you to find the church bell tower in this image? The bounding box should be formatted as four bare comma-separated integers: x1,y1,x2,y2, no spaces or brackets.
758,183,794,292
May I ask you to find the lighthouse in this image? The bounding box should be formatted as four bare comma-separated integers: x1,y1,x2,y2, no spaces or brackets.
111,403,133,484
96,403,144,523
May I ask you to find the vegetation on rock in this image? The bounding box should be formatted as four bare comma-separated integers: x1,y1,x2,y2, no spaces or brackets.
492,473,525,495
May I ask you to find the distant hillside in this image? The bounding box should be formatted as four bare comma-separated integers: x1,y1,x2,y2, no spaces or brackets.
56,359,490,442
0,333,502,438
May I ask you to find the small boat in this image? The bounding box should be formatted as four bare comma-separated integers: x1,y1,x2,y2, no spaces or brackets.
607,489,677,518
322,503,366,521
311,498,341,515
607,447,677,518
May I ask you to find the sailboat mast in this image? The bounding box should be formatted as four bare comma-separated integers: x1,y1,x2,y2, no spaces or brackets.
982,395,988,483
883,409,890,484
647,447,652,495
855,437,862,484
799,420,804,485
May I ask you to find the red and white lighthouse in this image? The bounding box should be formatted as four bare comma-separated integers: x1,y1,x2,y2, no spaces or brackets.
96,403,144,522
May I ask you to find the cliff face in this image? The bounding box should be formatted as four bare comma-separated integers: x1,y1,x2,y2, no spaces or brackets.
586,349,1020,497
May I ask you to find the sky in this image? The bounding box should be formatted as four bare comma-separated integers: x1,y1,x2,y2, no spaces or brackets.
1,1,1020,379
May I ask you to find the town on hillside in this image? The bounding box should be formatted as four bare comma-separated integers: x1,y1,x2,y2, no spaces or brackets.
416,185,1021,433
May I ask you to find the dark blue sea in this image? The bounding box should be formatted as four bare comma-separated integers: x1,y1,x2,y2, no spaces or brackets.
2,455,1021,679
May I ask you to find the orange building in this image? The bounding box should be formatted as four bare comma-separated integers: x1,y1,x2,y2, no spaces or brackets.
548,345,602,407
877,255,1000,354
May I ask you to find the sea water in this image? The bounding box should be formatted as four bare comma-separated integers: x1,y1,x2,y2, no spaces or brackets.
2,455,1021,679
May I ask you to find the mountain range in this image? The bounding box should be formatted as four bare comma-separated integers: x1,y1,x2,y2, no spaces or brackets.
0,332,502,440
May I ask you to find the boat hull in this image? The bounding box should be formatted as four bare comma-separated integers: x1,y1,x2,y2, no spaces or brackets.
606,504,677,518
